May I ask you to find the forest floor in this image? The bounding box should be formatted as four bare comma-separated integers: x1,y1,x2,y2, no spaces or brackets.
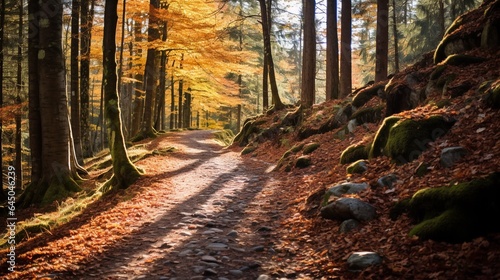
0,130,294,280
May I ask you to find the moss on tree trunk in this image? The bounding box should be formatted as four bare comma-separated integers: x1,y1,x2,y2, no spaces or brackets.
101,0,142,192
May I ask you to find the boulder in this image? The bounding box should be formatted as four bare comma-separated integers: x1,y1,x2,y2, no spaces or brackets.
346,160,368,175
347,252,382,271
339,219,360,233
440,146,468,168
393,172,500,243
369,115,455,164
303,142,320,154
321,198,376,222
325,182,370,199
377,174,398,189
295,156,312,168
340,144,369,164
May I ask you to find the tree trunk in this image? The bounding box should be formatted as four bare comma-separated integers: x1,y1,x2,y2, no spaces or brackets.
15,2,23,190
102,0,142,191
170,73,175,129
326,0,339,100
258,0,284,111
392,0,399,73
375,0,389,82
131,19,144,137
301,0,316,108
0,0,5,201
21,0,81,207
178,54,184,129
340,0,352,98
80,0,94,158
438,0,445,39
71,0,83,164
155,23,168,131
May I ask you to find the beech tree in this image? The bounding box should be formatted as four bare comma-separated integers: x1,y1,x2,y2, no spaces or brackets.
21,0,81,207
102,0,143,190
301,0,316,107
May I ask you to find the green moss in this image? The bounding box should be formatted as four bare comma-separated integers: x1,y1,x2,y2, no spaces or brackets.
434,99,452,108
232,119,261,147
346,160,368,174
434,15,465,64
303,143,320,154
368,116,402,158
484,81,500,108
405,172,500,243
295,156,312,168
383,116,455,164
340,144,369,164
415,162,430,177
290,143,305,153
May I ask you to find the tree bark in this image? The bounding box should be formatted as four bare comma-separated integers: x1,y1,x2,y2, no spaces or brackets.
340,0,352,98
301,0,316,108
0,0,5,200
15,2,23,190
21,0,82,207
392,0,399,73
102,0,142,191
80,0,94,157
258,0,284,111
71,0,83,164
326,0,339,100
375,0,389,82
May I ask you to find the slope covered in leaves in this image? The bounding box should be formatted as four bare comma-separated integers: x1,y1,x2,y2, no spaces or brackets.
231,1,500,278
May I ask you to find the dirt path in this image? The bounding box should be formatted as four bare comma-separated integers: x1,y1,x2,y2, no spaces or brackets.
2,130,288,280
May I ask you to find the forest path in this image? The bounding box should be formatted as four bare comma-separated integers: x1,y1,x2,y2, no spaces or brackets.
3,130,288,279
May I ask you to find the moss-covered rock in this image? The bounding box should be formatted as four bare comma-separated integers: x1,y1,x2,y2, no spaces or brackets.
303,142,320,154
404,172,500,243
346,160,368,174
371,115,455,164
483,79,500,108
295,156,312,168
340,144,369,164
241,145,257,155
368,116,402,158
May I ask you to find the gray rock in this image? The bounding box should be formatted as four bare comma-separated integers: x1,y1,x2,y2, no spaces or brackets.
201,255,219,263
347,251,382,271
339,219,360,233
207,243,229,251
321,198,376,221
441,146,467,167
256,275,272,280
251,245,265,252
203,268,218,276
227,230,238,237
229,270,243,276
327,182,369,197
377,174,398,189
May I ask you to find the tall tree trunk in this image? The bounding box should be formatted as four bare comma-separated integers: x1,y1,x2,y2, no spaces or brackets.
80,0,94,158
340,0,352,98
21,0,82,207
15,1,23,190
131,19,144,136
155,23,168,130
262,51,269,110
137,0,160,140
438,0,445,39
170,68,175,130
392,0,400,73
258,0,284,111
0,0,6,201
102,0,142,191
28,0,42,184
375,0,389,82
301,0,316,107
71,0,83,164
326,0,339,100
178,54,184,129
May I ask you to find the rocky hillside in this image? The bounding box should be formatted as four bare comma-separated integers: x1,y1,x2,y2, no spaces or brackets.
231,0,500,278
